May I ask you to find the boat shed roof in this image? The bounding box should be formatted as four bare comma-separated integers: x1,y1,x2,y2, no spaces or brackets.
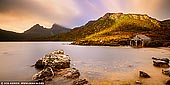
132,34,151,40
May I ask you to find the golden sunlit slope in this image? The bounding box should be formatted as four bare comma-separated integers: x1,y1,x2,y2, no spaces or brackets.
84,13,160,42
53,13,169,46
51,13,162,42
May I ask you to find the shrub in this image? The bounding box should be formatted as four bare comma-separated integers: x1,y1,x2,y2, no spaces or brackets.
145,41,163,47
163,42,170,47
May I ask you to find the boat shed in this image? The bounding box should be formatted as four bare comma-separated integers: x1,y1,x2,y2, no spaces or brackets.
130,34,151,47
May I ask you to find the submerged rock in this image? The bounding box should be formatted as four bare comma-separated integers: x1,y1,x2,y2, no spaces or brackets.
35,50,70,69
32,67,54,81
139,71,151,78
54,68,80,79
72,79,90,85
135,80,142,84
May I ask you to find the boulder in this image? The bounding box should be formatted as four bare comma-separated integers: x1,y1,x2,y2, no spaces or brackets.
63,68,80,79
32,67,54,81
54,68,80,79
35,59,45,68
153,60,169,68
166,80,170,85
35,50,70,69
160,58,170,63
135,80,142,84
72,79,90,85
162,69,170,76
152,57,158,60
139,71,151,78
152,57,169,63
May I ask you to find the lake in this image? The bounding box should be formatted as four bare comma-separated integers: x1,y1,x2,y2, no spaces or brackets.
0,42,170,84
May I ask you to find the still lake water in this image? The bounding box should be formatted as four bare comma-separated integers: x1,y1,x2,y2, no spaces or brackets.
0,42,170,84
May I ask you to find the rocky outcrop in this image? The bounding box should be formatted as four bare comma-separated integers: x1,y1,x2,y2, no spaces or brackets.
32,50,88,84
152,57,169,68
99,13,160,28
99,13,123,20
72,79,90,85
35,50,70,69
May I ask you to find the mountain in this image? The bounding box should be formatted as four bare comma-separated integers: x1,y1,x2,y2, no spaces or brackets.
0,24,70,41
0,29,24,41
24,24,48,34
83,13,160,41
51,24,70,34
23,24,70,38
50,13,170,46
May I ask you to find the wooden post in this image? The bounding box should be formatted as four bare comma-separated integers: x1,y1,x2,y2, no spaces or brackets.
142,40,144,47
135,40,138,46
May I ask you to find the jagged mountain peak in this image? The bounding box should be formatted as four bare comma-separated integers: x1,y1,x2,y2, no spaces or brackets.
34,24,40,26
52,23,60,27
24,24,46,34
23,23,70,38
31,24,44,29
51,23,66,29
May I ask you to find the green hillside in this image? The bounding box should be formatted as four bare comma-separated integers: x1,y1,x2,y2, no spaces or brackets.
48,13,170,46
48,18,115,41
83,13,160,42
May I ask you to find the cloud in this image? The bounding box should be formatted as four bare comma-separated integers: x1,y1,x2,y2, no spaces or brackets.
0,0,82,32
0,0,169,32
155,0,170,20
101,0,170,20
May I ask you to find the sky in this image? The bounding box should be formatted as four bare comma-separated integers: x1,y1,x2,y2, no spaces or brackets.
0,0,170,33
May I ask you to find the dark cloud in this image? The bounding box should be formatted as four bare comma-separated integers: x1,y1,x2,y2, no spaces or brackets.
0,0,35,13
0,0,65,24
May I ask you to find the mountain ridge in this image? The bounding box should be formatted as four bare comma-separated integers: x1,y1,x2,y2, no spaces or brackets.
50,13,161,40
49,13,170,46
0,24,70,41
